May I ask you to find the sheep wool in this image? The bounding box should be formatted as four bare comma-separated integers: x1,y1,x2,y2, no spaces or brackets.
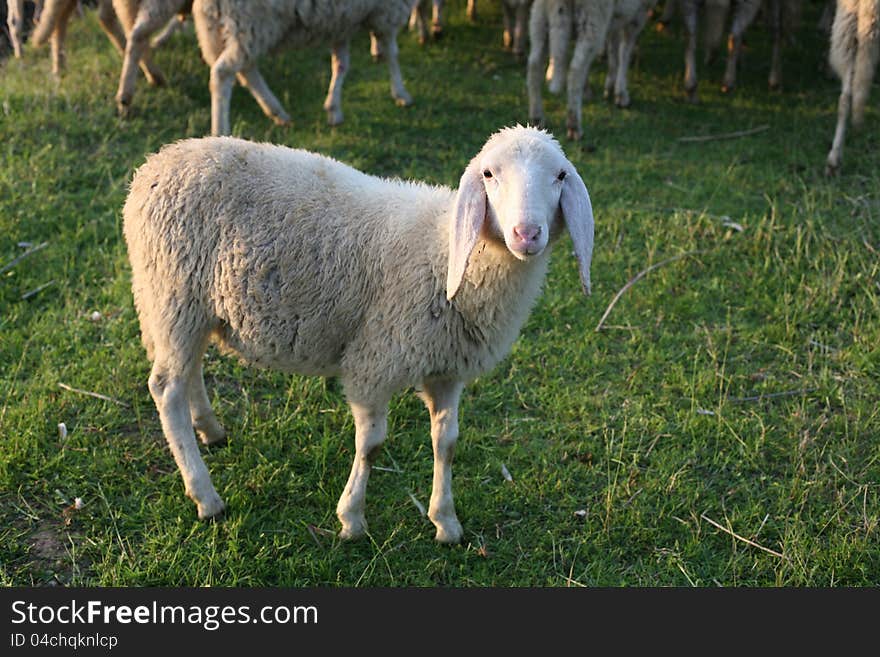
123,126,595,542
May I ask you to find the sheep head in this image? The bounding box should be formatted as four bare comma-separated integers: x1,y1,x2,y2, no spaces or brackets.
447,125,594,300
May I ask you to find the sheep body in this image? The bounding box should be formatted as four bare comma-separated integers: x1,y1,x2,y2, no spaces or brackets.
528,0,657,139
123,126,594,541
191,0,415,135
826,0,880,174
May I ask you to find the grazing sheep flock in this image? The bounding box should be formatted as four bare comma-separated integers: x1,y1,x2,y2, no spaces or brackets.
123,125,593,540
1,0,876,540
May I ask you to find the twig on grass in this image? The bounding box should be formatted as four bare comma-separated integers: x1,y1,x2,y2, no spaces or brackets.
58,382,129,407
727,388,815,403
678,125,769,143
0,241,49,276
21,280,55,299
701,513,786,559
595,250,707,331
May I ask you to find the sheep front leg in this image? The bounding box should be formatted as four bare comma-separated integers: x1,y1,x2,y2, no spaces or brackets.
49,0,77,76
419,380,464,544
149,364,224,520
323,42,350,126
374,32,413,107
336,401,388,539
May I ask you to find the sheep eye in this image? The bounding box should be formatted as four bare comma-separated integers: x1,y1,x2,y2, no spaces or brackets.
557,171,567,181
483,169,493,179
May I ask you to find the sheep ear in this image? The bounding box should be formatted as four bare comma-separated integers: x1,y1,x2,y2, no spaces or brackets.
560,168,595,295
446,160,487,300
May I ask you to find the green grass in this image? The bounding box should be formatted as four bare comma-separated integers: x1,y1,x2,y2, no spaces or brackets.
1,1,878,587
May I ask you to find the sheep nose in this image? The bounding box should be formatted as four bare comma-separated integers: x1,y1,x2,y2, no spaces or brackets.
513,224,542,244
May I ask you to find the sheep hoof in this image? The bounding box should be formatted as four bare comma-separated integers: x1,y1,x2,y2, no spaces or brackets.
338,518,367,540
116,99,133,119
721,82,734,95
768,77,781,91
195,423,227,447
147,71,166,87
272,112,292,127
195,493,226,521
825,161,840,177
615,92,631,109
685,88,699,104
326,109,344,126
432,519,463,544
431,25,444,40
394,94,413,108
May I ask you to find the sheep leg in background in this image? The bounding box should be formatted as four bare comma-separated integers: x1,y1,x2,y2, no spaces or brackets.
237,66,291,127
565,7,611,141
527,2,549,126
430,0,444,38
513,1,529,56
188,360,226,446
767,0,784,88
681,0,699,102
604,27,621,101
149,354,225,520
94,0,126,55
114,4,172,117
150,13,183,49
610,7,652,108
7,0,24,58
546,0,571,95
721,0,762,93
410,0,430,43
336,400,389,540
208,46,240,136
467,0,477,21
48,0,76,76
323,42,350,126
372,30,412,107
419,380,464,544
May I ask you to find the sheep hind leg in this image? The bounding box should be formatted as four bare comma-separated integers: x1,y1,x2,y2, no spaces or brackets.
237,66,291,127
374,31,413,107
721,0,762,93
336,400,388,540
149,353,224,520
419,380,465,544
96,0,126,57
323,41,350,126
566,33,605,141
189,360,226,446
49,0,77,77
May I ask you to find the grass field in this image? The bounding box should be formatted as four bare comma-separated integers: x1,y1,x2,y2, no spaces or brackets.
0,0,878,587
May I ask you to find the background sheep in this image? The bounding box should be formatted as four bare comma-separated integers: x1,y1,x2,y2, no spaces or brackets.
191,0,415,136
528,0,658,140
122,125,594,542
825,0,879,175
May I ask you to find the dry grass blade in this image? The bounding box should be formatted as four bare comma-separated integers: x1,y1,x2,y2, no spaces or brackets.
678,125,770,143
0,242,49,276
58,382,129,407
701,513,786,559
596,251,707,331
408,492,426,516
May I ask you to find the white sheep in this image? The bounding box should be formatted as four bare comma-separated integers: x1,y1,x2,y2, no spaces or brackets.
826,0,879,175
122,125,595,542
527,0,658,140
190,0,415,136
